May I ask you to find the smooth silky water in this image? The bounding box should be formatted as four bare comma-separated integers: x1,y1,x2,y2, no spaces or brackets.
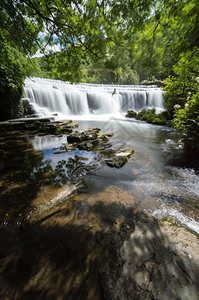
6,77,198,233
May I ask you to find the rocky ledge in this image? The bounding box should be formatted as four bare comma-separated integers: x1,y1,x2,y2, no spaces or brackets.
0,118,78,134
101,212,199,300
0,118,134,169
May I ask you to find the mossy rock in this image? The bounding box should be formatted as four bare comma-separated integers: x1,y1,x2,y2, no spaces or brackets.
125,110,137,118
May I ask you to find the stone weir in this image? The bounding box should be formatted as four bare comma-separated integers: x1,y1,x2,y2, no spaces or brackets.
23,77,164,118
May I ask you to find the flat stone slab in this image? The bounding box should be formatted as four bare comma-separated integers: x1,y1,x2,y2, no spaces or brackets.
103,212,199,300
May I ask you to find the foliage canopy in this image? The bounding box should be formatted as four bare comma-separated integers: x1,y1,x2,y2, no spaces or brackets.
0,0,198,83
0,0,199,150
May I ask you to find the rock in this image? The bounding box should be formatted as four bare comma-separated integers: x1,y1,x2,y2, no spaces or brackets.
53,150,67,154
104,149,134,168
106,133,114,137
0,119,78,136
67,129,114,152
25,114,41,118
98,212,199,300
98,134,109,141
21,98,30,106
76,139,99,151
97,148,116,156
110,212,199,300
67,128,100,143
141,80,165,87
35,183,84,214
65,144,76,152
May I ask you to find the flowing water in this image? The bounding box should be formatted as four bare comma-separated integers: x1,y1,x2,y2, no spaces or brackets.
24,77,164,118
4,77,199,233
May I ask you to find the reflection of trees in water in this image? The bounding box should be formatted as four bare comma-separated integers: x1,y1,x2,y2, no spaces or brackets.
0,132,54,221
0,130,102,221
51,154,101,186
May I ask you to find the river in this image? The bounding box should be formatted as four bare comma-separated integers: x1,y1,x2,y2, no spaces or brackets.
30,117,199,234
2,77,199,233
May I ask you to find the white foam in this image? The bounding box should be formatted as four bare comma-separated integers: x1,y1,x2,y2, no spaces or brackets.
153,205,199,234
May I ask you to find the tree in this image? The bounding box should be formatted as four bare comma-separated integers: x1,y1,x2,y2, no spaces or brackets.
0,0,199,120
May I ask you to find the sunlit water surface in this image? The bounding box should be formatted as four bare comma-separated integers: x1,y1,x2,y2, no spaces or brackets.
29,118,199,233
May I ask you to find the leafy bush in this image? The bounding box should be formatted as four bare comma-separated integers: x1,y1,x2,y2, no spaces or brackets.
125,110,137,118
163,75,198,116
173,92,199,154
0,67,23,121
163,51,199,116
125,108,167,125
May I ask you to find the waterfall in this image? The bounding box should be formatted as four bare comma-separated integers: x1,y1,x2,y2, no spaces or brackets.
23,77,164,119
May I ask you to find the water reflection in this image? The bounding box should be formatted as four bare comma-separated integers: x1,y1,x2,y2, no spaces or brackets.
0,131,52,225
0,132,101,226
51,155,101,186
73,120,199,232
1,118,199,233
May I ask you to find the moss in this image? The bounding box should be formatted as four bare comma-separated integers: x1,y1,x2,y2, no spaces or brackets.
55,126,64,134
160,216,199,238
160,216,181,227
125,110,137,118
151,116,167,125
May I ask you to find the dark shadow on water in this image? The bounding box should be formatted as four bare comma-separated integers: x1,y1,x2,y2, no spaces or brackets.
0,131,52,221
0,132,100,224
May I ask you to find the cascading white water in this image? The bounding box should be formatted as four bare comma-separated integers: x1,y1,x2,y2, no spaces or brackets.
23,77,164,118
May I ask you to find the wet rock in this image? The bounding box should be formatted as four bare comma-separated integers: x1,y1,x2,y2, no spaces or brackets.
66,128,115,152
104,149,134,168
22,98,37,116
25,114,41,118
53,150,67,154
67,128,100,143
77,139,99,151
97,148,116,156
64,144,76,152
103,212,199,300
0,119,78,135
98,133,109,141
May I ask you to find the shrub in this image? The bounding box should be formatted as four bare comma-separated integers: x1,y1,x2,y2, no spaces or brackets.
173,92,199,154
126,108,167,125
0,67,23,121
125,110,137,118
